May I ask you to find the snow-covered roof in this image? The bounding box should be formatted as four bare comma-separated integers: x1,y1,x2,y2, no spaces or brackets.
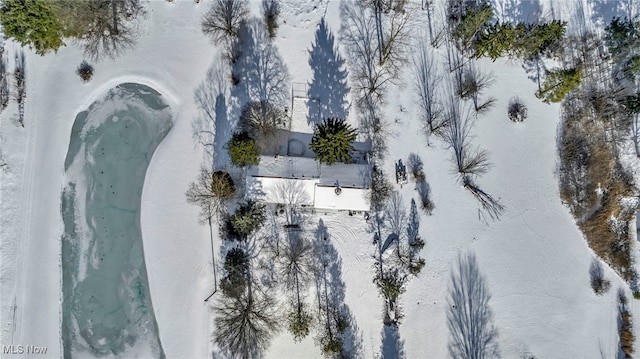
319,162,371,188
246,176,316,206
248,155,320,179
247,155,371,211
313,186,370,212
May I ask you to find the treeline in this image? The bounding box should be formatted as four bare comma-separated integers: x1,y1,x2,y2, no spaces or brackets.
558,15,640,289
449,0,576,104
0,0,145,60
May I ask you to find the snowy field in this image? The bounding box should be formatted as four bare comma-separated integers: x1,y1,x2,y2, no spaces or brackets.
1,0,640,358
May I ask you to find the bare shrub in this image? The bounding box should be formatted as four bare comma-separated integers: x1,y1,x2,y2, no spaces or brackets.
262,0,280,38
508,97,528,122
76,60,94,82
589,257,611,295
460,63,495,113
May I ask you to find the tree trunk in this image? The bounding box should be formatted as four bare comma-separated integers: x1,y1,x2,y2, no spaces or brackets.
111,0,119,35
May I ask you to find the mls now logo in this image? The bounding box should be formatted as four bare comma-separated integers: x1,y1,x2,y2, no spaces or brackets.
2,345,48,355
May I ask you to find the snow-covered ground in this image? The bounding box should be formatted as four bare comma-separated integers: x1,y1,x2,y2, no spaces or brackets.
1,0,640,358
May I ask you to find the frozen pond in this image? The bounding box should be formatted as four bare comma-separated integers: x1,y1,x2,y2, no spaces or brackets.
61,83,171,358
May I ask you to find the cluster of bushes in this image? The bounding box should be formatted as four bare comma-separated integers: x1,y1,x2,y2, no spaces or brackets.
556,15,639,287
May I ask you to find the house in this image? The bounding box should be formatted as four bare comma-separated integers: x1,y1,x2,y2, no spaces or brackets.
246,155,371,212
245,85,371,212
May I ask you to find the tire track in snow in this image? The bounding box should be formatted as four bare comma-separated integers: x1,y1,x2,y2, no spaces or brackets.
321,215,369,271
12,50,37,346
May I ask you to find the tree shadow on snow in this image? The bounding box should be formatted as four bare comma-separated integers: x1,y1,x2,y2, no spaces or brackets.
193,57,232,169
589,0,636,29
496,0,543,24
447,252,500,359
380,324,406,359
308,17,350,125
230,18,290,124
313,219,364,358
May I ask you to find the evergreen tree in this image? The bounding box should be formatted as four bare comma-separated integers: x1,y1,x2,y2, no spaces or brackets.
0,0,64,55
229,200,266,239
473,20,566,60
605,17,640,58
452,3,494,51
220,247,248,298
536,68,581,103
310,118,357,165
227,131,260,167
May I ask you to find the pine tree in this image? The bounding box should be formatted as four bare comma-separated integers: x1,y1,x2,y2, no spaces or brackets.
605,17,640,58
229,200,266,239
0,0,65,55
220,247,248,297
310,118,357,165
227,131,260,167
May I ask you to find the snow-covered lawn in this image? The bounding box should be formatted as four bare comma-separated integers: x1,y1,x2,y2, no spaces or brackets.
1,0,639,358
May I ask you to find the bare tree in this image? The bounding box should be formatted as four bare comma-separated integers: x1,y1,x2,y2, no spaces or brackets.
13,50,25,127
362,0,413,73
186,167,235,222
70,0,146,62
385,191,407,258
201,0,249,46
460,62,496,113
632,113,640,157
239,101,286,144
413,38,446,139
214,289,280,358
340,1,395,107
233,19,290,108
279,231,314,341
0,46,8,113
369,165,393,213
262,0,280,38
443,96,490,178
186,167,236,299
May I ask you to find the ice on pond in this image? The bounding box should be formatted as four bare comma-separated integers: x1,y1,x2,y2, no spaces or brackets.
61,83,171,358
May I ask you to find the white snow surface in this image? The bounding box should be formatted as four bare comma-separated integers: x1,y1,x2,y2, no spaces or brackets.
1,1,640,359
